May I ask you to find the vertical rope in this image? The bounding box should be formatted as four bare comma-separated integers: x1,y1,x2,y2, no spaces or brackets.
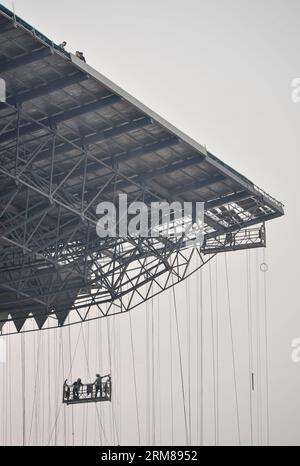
41,335,45,445
81,324,109,446
155,292,162,445
21,333,26,446
199,266,204,446
61,330,66,446
96,317,103,446
4,332,8,445
83,322,90,446
262,248,270,445
47,324,83,446
68,321,75,446
28,333,42,445
151,299,155,446
54,329,59,446
224,254,241,445
146,301,150,445
215,257,219,446
246,251,254,445
8,334,12,445
129,312,141,445
106,318,120,446
47,324,51,445
209,261,217,445
255,249,262,445
2,342,5,445
169,288,174,446
186,279,191,445
172,284,189,446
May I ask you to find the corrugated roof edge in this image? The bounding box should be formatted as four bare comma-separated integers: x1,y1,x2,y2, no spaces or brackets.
0,3,284,215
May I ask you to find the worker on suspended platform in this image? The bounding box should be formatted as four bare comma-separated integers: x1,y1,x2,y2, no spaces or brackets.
94,373,102,398
72,378,83,399
63,379,70,401
62,374,111,404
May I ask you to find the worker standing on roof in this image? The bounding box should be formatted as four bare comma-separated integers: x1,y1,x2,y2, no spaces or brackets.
59,41,67,49
76,51,86,63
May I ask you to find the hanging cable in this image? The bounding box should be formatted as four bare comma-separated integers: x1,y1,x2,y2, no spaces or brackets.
198,266,204,446
97,315,103,446
54,329,61,446
209,261,217,445
83,322,90,446
8,334,12,445
156,292,162,446
28,333,42,445
262,248,270,446
60,330,66,446
169,288,174,446
41,334,45,445
146,300,150,445
106,318,120,446
255,249,263,445
246,251,254,445
81,324,109,445
172,282,189,446
129,312,141,445
47,323,51,445
215,257,220,446
224,253,241,445
21,332,26,446
47,324,83,446
2,336,6,445
4,332,8,445
151,298,155,446
67,319,75,446
186,279,191,445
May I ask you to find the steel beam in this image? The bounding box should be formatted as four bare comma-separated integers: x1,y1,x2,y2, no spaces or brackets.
99,153,205,195
6,73,88,105
0,47,51,73
205,191,249,210
0,94,122,144
0,20,14,34
25,136,180,184
172,174,226,195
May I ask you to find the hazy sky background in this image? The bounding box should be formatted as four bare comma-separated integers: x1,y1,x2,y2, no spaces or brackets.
0,0,299,446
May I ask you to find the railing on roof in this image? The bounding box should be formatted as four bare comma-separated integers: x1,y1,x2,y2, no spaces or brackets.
208,151,284,211
253,184,285,210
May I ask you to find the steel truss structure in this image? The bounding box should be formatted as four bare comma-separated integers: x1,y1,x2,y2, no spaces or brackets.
0,5,284,334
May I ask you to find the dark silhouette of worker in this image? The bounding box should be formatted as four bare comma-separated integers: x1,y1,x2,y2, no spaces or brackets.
59,41,67,49
94,374,102,398
72,380,78,399
76,51,86,63
104,376,111,399
73,378,83,399
64,379,70,401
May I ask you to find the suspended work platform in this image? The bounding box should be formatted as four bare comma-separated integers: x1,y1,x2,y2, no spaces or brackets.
63,376,112,405
0,5,284,335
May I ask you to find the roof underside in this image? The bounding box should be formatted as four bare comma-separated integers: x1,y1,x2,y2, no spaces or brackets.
0,5,284,333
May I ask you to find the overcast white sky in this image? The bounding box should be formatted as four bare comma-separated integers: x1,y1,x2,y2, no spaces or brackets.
0,0,299,446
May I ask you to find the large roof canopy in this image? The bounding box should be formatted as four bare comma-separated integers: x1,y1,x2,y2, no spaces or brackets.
0,5,284,334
